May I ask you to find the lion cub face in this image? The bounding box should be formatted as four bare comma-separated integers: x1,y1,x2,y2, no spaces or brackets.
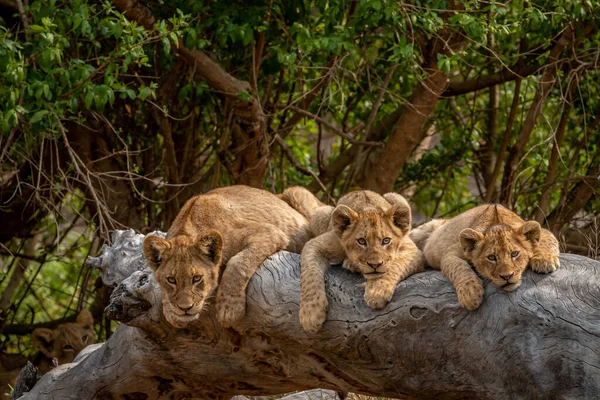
143,232,224,328
332,202,411,278
459,221,540,291
32,309,94,368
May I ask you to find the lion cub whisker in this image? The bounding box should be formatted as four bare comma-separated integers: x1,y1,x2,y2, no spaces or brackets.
299,190,425,333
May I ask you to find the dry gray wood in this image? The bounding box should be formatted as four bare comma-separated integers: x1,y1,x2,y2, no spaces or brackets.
231,389,343,400
11,362,37,400
16,230,600,400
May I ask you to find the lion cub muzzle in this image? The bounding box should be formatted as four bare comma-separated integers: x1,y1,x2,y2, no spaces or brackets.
361,258,388,278
143,231,224,328
460,222,539,292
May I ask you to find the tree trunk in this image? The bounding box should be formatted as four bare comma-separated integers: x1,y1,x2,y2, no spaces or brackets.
356,3,467,193
15,230,600,400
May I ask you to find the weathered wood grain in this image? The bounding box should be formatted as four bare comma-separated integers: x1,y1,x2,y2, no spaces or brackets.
16,230,600,400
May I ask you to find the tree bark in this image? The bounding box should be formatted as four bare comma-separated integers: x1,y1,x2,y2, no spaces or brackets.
357,4,466,193
15,230,600,400
443,64,540,97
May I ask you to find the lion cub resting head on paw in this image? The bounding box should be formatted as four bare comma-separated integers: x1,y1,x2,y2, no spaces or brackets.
143,185,318,329
412,204,560,310
299,190,425,333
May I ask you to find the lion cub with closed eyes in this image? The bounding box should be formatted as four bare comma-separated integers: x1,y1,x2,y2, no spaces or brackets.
299,190,425,333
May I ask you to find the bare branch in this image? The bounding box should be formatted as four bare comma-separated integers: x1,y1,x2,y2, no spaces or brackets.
276,106,382,147
274,135,333,203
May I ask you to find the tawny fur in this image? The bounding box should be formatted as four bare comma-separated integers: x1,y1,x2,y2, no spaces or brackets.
299,190,425,333
1,310,94,399
411,204,560,310
277,186,325,221
143,185,321,328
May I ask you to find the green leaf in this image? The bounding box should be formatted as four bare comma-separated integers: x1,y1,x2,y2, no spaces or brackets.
139,86,152,101
30,110,49,124
238,90,250,101
85,91,94,109
29,25,45,33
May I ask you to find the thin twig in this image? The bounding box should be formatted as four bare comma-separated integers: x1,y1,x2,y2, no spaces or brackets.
275,105,382,147
273,134,334,204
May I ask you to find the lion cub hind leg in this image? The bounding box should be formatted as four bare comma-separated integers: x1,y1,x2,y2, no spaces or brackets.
440,250,485,310
278,186,324,221
300,231,344,333
364,239,425,309
216,224,289,327
530,228,560,274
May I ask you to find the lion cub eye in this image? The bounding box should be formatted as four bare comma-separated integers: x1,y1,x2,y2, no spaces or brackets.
357,238,367,246
487,255,497,262
166,276,177,284
192,275,203,283
381,237,391,245
510,251,520,258
82,335,88,342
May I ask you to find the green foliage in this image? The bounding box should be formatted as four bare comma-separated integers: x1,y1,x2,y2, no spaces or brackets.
0,0,598,356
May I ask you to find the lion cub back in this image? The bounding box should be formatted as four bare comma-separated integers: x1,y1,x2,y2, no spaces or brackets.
168,185,311,254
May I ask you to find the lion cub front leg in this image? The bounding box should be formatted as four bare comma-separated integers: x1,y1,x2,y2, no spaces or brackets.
440,250,485,310
216,225,289,327
530,228,560,274
364,239,425,309
310,205,335,236
300,231,344,333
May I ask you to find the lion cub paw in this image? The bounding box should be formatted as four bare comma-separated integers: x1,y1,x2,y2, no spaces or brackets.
299,293,328,333
216,296,246,327
456,280,484,310
530,254,560,274
364,280,395,309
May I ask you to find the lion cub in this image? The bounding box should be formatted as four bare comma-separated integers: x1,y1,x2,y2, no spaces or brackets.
143,185,320,328
299,190,425,333
411,204,560,310
1,309,94,399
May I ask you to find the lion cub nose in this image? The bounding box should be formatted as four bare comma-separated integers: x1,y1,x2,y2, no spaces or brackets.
178,304,194,312
499,273,514,281
367,262,383,270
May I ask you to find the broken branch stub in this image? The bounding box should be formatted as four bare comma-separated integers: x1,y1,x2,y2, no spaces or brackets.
17,230,600,399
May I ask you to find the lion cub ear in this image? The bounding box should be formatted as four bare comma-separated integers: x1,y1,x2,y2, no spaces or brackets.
195,230,224,263
32,328,55,357
76,309,94,329
332,205,358,236
519,221,541,244
385,202,411,235
143,235,171,271
459,228,484,256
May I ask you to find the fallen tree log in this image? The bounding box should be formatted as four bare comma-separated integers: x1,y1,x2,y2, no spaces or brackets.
16,229,600,399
